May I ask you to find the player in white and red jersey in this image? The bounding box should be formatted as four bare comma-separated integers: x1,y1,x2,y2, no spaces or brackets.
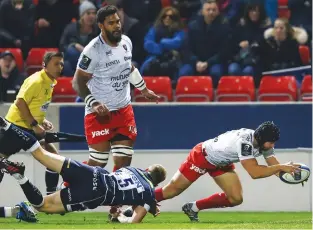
154,121,299,222
72,5,159,172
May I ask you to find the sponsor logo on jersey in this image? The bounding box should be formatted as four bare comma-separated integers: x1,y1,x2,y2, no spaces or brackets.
241,143,252,156
67,188,72,202
105,60,120,68
93,170,98,191
111,68,131,91
129,126,137,134
190,164,206,174
106,50,112,56
123,44,128,52
91,129,109,138
124,56,131,61
79,55,91,70
41,102,50,112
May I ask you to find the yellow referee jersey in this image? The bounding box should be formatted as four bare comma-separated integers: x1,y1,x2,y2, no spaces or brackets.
5,70,57,129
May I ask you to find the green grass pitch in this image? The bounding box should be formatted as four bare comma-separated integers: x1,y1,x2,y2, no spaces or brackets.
0,212,311,229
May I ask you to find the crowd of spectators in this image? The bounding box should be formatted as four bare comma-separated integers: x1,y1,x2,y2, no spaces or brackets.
0,0,311,101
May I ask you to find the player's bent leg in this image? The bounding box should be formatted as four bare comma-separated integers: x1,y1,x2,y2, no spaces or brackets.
87,142,111,167
156,170,193,201
213,170,243,206
31,146,66,174
40,141,60,195
111,138,134,171
186,169,243,221
36,191,66,214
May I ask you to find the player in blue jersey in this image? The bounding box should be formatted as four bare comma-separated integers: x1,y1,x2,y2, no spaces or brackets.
0,117,166,223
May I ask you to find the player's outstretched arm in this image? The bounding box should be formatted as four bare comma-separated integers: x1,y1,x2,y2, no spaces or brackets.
241,158,297,179
265,156,281,176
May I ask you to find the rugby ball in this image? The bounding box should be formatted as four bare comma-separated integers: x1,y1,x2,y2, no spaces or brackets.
279,163,310,184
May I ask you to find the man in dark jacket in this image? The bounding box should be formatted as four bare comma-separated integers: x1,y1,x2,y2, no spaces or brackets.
179,0,232,86
0,0,35,59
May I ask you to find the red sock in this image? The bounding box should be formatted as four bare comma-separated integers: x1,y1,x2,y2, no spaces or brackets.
113,165,119,172
154,188,164,202
195,193,233,210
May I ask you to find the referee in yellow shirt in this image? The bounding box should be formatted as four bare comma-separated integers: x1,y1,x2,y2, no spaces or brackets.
2,51,64,195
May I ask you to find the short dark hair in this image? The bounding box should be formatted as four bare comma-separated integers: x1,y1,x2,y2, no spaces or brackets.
43,51,64,66
97,5,118,23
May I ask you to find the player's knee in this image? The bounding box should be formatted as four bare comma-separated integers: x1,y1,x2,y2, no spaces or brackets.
111,145,134,158
89,148,109,166
32,199,49,213
227,194,243,206
163,179,185,199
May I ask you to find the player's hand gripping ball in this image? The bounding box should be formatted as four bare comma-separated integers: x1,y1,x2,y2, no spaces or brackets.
279,163,310,186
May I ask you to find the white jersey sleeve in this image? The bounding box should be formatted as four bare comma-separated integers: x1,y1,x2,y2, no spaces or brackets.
236,133,255,161
77,41,100,74
123,35,133,52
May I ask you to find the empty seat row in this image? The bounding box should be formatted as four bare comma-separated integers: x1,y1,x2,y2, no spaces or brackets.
52,75,312,103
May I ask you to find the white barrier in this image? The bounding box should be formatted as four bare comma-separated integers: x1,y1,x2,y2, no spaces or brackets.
0,149,311,212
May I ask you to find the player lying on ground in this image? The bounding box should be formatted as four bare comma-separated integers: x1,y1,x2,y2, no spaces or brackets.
0,201,37,222
152,121,299,222
0,117,166,223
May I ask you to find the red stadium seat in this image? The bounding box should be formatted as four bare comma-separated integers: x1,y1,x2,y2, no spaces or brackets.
52,77,77,102
299,45,311,65
300,75,312,101
278,0,290,18
175,76,213,102
161,0,171,8
133,76,173,102
258,76,297,101
0,48,24,72
26,48,58,76
216,76,255,102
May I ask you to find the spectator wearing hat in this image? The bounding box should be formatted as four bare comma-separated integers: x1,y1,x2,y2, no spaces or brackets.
0,51,24,102
60,1,99,76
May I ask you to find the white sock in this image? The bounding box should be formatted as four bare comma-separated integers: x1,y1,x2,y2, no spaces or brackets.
191,202,199,212
12,173,28,185
4,207,13,217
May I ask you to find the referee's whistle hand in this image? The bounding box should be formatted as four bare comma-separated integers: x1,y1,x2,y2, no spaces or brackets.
92,102,109,116
42,119,54,131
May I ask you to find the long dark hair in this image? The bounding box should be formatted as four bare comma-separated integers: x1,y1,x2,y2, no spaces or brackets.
154,6,183,32
243,3,268,26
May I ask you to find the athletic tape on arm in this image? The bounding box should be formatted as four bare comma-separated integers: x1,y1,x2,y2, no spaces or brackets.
129,68,146,91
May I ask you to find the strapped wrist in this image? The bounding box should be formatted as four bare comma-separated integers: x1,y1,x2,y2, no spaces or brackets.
30,120,38,128
84,94,97,107
129,68,146,91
